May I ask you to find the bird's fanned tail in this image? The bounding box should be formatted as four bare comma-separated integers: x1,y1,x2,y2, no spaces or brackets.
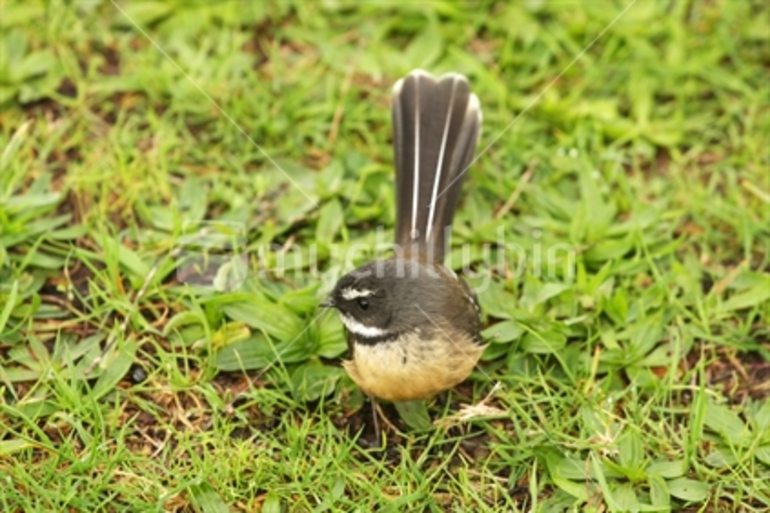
391,70,482,263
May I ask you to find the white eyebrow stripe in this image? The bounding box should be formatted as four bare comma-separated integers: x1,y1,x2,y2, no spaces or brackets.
426,76,458,241
340,314,389,338
340,288,374,300
411,76,421,240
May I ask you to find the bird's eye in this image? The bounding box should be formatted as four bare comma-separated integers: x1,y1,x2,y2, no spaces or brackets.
357,298,369,310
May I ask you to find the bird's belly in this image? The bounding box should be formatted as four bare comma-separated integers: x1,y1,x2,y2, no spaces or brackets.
343,333,485,402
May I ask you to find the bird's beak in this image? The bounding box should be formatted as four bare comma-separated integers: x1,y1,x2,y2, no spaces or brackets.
319,298,335,309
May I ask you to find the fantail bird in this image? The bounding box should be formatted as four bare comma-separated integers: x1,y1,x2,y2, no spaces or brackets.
322,70,485,414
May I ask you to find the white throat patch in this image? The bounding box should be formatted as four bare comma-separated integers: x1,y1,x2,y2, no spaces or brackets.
340,288,374,301
339,313,388,338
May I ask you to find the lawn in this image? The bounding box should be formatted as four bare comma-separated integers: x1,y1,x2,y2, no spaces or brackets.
1,1,769,511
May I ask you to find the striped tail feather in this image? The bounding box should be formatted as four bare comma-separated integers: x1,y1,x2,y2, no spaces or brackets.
391,70,482,263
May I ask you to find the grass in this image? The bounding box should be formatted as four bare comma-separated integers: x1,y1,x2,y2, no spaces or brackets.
1,0,769,511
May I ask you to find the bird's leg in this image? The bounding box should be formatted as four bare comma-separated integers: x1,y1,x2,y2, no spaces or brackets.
369,394,382,448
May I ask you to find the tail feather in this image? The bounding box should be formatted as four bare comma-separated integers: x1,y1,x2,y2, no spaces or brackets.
392,70,481,263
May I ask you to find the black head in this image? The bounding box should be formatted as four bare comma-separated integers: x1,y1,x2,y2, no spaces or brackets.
325,261,397,341
323,259,476,343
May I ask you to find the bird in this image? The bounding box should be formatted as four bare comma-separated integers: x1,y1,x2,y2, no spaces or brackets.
322,69,485,440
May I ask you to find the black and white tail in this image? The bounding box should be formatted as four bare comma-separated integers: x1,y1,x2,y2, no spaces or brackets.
391,70,482,263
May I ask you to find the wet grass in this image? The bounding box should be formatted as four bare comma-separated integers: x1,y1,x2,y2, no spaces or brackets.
1,1,769,511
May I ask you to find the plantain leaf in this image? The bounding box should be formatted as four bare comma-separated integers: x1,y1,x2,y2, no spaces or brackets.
394,400,432,430
290,361,344,401
667,478,709,502
222,296,304,341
